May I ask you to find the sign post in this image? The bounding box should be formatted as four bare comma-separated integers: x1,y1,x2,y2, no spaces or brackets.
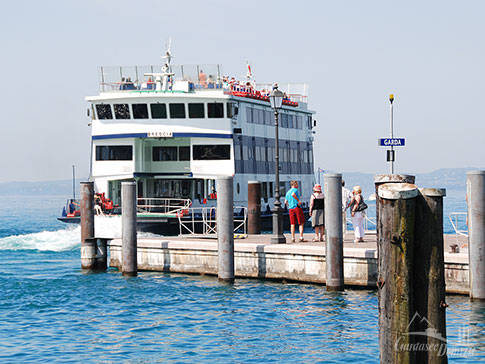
378,94,405,174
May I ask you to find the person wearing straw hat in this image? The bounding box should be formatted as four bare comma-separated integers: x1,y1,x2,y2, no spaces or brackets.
348,185,366,243
309,184,325,242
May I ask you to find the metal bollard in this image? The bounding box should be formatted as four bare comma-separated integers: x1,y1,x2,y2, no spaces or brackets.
467,171,485,300
324,173,343,291
248,181,262,234
80,182,95,270
377,182,418,364
217,176,234,282
414,188,448,363
122,182,137,277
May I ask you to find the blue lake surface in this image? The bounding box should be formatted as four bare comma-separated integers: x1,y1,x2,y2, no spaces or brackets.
0,194,483,363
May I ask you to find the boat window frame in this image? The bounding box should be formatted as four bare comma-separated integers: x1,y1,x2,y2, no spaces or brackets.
113,103,131,119
132,103,149,119
188,103,205,118
150,103,168,119
96,104,113,120
169,103,186,119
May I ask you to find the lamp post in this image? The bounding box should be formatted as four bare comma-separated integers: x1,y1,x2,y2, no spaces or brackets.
269,85,286,244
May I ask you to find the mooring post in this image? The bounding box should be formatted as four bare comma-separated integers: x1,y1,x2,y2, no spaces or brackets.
217,176,235,282
377,182,418,364
324,173,344,291
95,238,108,271
122,182,137,277
414,188,448,363
80,182,95,270
248,181,262,234
467,171,485,300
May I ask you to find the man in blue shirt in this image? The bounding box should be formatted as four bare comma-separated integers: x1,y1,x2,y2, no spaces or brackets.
284,181,306,242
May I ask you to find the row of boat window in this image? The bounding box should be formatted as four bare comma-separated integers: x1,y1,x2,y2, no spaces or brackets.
95,102,312,130
95,145,231,161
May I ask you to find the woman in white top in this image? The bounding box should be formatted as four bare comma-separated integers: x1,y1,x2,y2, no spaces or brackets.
348,185,365,243
309,184,325,242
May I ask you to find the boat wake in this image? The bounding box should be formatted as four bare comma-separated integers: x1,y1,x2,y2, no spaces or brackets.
0,215,163,252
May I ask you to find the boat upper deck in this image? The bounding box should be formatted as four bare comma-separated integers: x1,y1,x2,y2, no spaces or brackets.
96,64,309,108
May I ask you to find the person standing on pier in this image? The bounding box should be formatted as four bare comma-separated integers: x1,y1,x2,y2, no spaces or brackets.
348,185,366,243
309,184,325,242
284,181,306,243
341,180,352,234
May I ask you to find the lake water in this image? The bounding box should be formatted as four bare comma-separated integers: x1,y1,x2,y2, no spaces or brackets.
0,195,483,363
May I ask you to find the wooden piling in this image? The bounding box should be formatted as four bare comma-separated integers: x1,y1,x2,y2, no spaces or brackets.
80,182,95,270
414,188,448,364
377,182,418,364
248,181,262,234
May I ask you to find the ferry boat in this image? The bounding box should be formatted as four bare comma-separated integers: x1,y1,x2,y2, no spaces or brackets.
58,47,316,234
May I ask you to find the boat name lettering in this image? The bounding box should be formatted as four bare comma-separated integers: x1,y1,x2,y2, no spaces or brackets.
148,131,173,138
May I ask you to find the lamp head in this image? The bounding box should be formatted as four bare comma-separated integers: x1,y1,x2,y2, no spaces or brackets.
389,94,394,104
269,85,284,110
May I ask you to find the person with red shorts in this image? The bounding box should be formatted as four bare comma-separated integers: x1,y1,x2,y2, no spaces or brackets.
284,180,306,242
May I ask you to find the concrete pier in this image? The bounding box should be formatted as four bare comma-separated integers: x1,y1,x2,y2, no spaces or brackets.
107,232,470,294
122,182,137,277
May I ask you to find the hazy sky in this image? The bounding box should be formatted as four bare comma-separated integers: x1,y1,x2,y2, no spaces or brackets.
1,0,484,182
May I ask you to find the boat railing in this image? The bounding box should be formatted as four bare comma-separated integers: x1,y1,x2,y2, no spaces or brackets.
136,198,191,215
254,83,308,103
178,206,247,237
448,212,468,243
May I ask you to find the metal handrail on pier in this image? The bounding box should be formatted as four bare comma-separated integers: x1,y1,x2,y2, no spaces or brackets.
136,198,191,215
448,212,468,244
178,206,247,237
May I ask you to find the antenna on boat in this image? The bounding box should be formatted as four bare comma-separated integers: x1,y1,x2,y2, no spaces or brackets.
246,60,253,82
72,165,76,200
144,39,175,92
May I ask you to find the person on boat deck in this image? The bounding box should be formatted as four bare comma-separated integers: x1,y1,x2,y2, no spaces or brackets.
199,70,207,88
284,181,306,243
309,184,325,242
94,194,104,216
348,186,365,243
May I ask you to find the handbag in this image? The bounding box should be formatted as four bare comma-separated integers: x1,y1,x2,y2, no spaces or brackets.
355,197,368,212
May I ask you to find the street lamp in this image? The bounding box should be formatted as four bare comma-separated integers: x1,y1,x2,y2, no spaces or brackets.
269,85,286,244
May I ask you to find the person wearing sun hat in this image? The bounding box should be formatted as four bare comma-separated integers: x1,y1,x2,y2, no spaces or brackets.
348,185,366,243
309,184,325,242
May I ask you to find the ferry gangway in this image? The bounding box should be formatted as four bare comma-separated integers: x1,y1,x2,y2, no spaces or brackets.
448,212,468,244
136,198,191,215
178,206,248,237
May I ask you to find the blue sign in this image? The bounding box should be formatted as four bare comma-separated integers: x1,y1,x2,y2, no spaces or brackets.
378,138,406,147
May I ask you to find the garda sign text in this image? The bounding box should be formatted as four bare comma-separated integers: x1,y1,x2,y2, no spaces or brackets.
378,138,405,147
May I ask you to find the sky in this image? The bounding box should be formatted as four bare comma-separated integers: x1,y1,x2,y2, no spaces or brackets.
1,0,484,182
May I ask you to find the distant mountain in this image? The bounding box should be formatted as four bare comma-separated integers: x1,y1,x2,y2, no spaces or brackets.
0,180,81,196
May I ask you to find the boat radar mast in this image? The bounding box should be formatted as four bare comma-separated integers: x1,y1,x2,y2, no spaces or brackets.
144,45,174,91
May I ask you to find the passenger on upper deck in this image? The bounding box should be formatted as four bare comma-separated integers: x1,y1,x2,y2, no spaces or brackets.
207,75,215,89
199,70,207,88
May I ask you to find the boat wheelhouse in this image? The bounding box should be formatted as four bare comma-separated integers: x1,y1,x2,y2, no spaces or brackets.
69,50,316,233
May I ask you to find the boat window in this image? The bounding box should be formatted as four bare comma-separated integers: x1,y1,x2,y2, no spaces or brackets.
150,103,167,119
269,182,274,198
208,102,224,118
288,115,294,128
281,113,288,128
179,146,190,161
258,109,265,125
265,110,273,126
188,103,205,118
227,102,238,119
114,104,130,119
297,115,302,129
153,146,177,161
96,146,132,161
246,107,253,123
96,104,113,120
193,145,230,160
132,104,148,119
307,115,312,129
170,103,186,118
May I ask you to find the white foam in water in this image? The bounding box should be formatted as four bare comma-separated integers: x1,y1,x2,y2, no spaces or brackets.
0,226,81,252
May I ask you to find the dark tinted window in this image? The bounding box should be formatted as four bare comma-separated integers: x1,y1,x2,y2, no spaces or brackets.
265,110,273,125
193,145,230,160
297,115,302,129
179,146,190,161
208,103,224,118
170,103,185,118
153,147,177,161
227,102,238,118
246,107,252,123
96,104,112,120
132,104,148,119
188,103,205,118
281,113,288,128
96,146,132,160
150,103,167,119
114,104,130,119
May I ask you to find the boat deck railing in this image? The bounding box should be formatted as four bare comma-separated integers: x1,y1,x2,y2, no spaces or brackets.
178,206,247,237
136,198,191,215
448,212,468,244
